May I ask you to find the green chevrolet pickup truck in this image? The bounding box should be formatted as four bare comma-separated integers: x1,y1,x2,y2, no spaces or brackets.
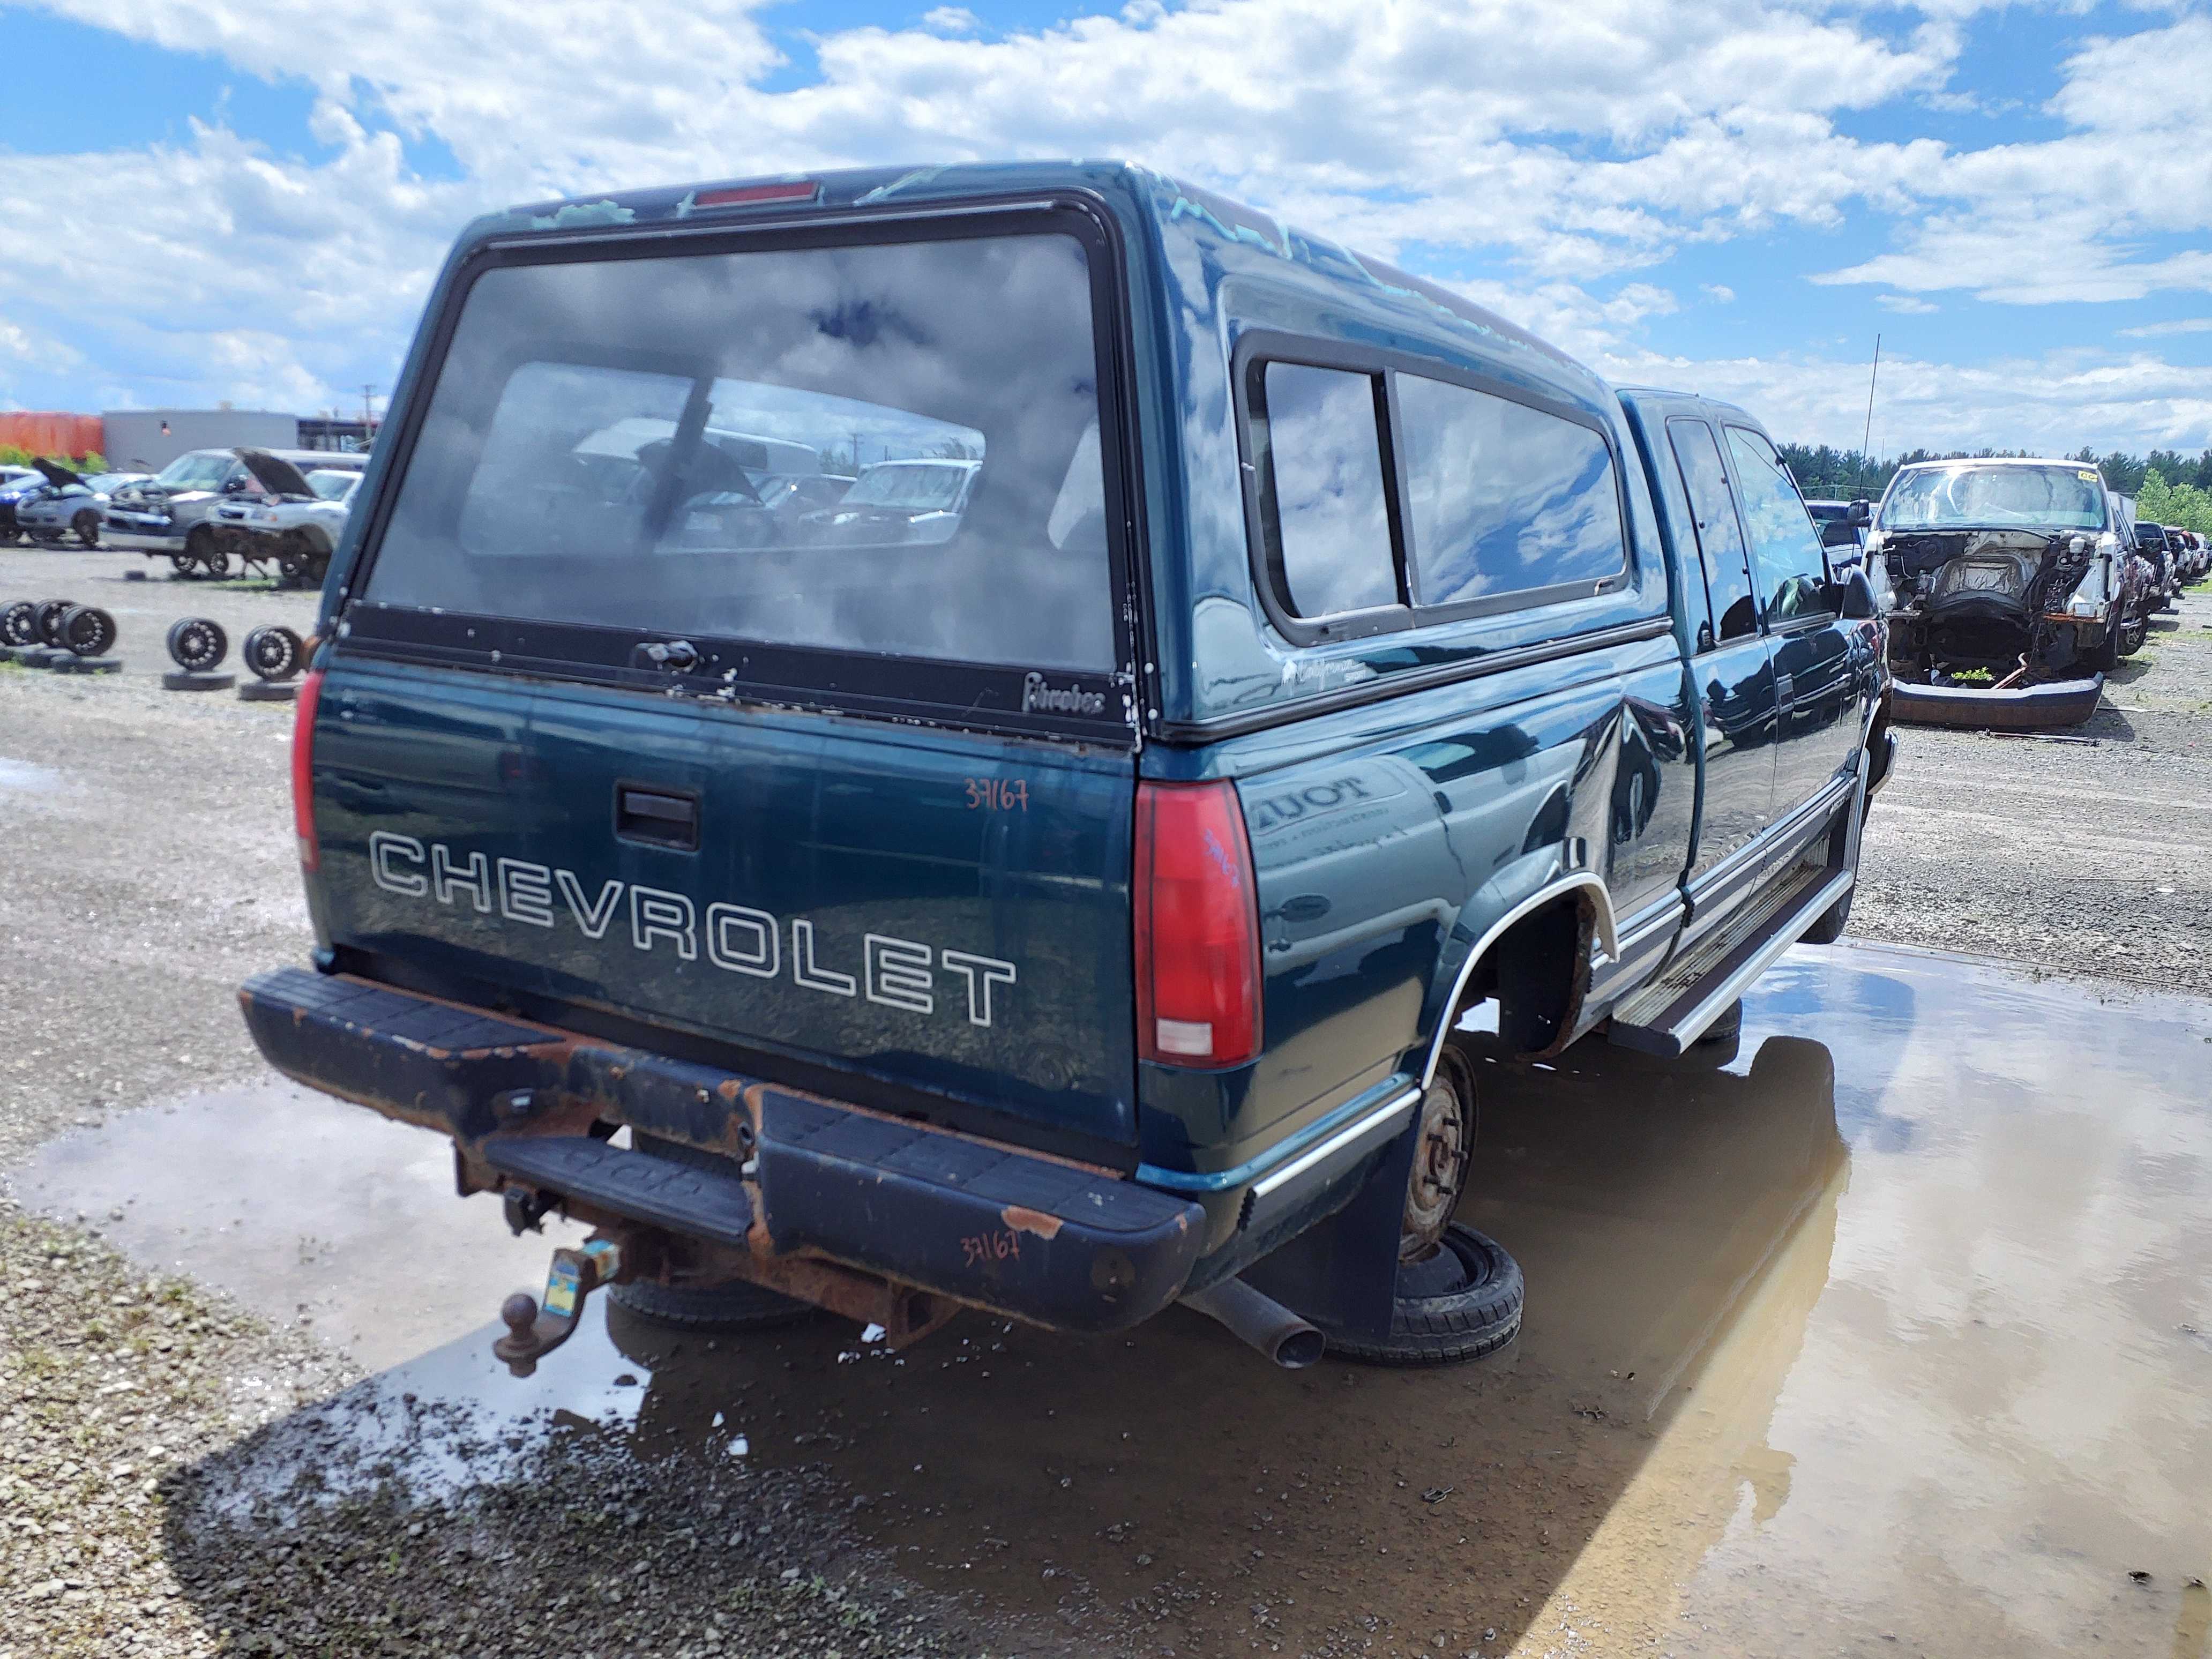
240,162,1893,1373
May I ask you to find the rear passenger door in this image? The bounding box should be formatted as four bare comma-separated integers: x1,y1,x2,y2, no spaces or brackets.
1723,427,1862,818
1665,417,1777,884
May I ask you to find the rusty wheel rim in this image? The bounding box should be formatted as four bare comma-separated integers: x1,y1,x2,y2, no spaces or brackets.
1400,1060,1473,1264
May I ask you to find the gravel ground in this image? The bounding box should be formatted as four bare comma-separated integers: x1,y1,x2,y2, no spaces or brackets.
6,547,2212,1657
1852,579,2212,996
0,551,988,1659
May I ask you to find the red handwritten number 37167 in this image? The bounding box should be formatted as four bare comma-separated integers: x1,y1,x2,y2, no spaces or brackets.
960,1230,1021,1266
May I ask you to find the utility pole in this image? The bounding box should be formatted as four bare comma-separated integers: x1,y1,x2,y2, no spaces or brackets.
1855,336,1881,501
362,384,380,441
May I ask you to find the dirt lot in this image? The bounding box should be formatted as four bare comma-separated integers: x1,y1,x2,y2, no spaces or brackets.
3,548,2210,1659
1852,581,2212,996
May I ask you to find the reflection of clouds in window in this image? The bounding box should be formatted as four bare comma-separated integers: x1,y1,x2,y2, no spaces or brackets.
1723,427,1830,619
1261,363,1395,618
1396,375,1623,608
365,233,1112,672
1883,466,2104,532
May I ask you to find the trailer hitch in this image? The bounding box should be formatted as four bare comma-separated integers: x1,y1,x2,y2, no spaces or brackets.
495,1236,625,1377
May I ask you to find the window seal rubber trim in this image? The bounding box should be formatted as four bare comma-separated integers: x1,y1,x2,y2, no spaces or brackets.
1152,613,1674,742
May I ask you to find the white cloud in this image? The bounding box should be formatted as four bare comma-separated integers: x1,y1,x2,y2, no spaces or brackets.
2118,318,2212,340
1812,16,2212,305
1,0,2202,454
1597,342,2212,454
1875,294,1940,314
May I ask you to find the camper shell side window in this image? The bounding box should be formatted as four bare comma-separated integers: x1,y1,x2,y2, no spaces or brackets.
1235,332,1634,653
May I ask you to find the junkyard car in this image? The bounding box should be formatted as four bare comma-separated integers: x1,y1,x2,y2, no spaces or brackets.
12,461,151,547
102,446,366,576
2130,522,2178,618
239,162,1890,1376
1869,457,2131,726
800,457,978,545
209,450,362,586
2165,526,2204,584
0,466,49,544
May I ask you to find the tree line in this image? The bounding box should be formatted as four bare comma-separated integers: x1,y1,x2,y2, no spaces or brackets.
1778,443,2212,536
1779,443,2212,504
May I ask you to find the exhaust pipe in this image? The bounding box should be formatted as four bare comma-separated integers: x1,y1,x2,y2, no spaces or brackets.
1183,1277,1325,1369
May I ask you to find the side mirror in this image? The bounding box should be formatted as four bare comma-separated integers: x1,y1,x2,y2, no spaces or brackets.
1846,499,1872,527
1836,567,1878,621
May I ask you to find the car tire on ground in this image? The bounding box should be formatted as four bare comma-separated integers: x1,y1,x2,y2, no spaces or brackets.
1327,1223,1524,1367
606,1275,820,1332
166,617,228,672
1697,997,1745,1043
58,606,117,657
1801,883,1852,945
34,600,74,646
604,1133,818,1332
242,625,303,682
0,601,39,646
2119,617,2148,657
170,552,200,578
72,511,100,548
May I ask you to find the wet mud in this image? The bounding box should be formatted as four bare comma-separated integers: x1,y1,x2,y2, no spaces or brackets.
18,941,2212,1656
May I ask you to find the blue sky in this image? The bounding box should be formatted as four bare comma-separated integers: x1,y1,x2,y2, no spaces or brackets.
2,0,2208,454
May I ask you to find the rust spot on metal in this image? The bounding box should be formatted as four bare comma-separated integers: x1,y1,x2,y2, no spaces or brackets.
717,1078,743,1102
1001,1205,1063,1240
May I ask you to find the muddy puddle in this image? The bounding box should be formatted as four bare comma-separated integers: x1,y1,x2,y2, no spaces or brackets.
16,941,2212,1656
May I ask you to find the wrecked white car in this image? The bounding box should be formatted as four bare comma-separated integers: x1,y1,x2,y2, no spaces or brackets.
1869,458,2132,727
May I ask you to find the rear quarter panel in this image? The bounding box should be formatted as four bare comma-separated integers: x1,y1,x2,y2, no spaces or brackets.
1137,627,1695,1183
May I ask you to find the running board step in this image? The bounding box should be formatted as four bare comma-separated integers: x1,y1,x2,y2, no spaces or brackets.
482,1135,756,1248
1607,866,1853,1058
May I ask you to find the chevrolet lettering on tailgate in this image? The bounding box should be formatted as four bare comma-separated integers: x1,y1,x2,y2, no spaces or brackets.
367,832,1018,1026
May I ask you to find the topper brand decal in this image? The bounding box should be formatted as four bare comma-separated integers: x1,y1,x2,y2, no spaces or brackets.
367,832,1017,1027
1021,672,1106,716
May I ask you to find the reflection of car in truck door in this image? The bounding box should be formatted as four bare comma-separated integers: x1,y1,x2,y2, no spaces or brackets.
1722,425,1864,819
1636,404,1777,887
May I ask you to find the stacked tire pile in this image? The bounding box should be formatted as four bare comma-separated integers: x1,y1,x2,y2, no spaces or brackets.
2,601,305,699
1,598,119,674
165,618,307,701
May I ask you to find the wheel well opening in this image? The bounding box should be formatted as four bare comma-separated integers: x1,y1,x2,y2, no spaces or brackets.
1443,893,1597,1062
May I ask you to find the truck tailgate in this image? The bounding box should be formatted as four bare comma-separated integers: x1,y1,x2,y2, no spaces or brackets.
310,661,1140,1151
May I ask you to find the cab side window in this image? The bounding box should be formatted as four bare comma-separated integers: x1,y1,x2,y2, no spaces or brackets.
1250,362,1400,620
1666,418,1760,644
1725,426,1833,623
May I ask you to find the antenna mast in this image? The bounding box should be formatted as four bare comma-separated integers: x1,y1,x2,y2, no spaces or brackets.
1856,335,1881,500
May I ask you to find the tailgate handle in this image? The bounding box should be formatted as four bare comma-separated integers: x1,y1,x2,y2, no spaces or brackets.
616,786,700,851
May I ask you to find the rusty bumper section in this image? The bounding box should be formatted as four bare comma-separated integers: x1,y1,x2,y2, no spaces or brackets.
238,967,1204,1335
1890,673,2104,730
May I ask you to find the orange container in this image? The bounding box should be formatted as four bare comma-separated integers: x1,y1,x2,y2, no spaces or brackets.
0,412,106,460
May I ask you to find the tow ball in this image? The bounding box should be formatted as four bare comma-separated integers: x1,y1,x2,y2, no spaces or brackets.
495,1236,625,1377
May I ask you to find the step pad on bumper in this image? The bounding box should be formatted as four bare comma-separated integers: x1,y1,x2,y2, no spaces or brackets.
483,1137,756,1249
240,966,1204,1332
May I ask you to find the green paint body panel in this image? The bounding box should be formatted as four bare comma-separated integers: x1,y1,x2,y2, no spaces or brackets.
285,160,1882,1310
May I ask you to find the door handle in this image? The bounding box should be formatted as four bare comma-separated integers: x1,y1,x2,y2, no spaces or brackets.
633,638,701,673
615,785,700,850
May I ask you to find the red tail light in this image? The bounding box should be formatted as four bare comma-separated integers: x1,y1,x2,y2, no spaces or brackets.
291,668,324,871
694,180,820,208
1134,779,1263,1067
